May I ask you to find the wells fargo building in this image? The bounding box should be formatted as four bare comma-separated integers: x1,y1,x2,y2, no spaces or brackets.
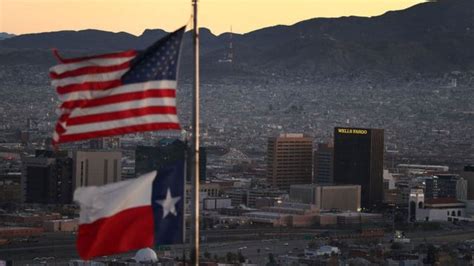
333,127,384,208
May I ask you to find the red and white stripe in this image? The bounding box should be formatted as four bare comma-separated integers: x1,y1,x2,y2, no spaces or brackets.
50,50,180,145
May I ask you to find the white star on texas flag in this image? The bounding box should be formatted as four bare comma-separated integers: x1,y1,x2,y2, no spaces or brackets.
156,188,181,218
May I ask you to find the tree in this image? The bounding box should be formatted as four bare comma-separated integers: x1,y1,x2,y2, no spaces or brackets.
181,250,186,264
189,249,196,263
328,254,339,266
390,242,402,250
266,253,277,266
238,251,246,263
464,253,472,262
424,244,437,264
204,250,211,259
226,252,235,263
307,241,317,249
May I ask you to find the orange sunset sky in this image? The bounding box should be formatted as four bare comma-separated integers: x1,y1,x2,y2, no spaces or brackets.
1,0,425,36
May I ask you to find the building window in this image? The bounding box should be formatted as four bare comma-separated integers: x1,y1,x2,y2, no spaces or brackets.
113,160,118,182
80,161,84,186
104,160,109,184
85,160,89,186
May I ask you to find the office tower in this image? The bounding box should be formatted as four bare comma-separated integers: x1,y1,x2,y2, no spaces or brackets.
424,174,467,201
199,147,207,182
462,165,474,200
266,133,313,191
89,137,121,150
333,127,384,208
135,139,190,178
73,150,122,189
314,143,334,184
22,150,73,204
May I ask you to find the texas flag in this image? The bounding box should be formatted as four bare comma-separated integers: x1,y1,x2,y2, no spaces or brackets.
73,160,184,259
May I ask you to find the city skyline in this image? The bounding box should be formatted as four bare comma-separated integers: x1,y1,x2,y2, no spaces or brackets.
1,0,424,35
1,0,474,264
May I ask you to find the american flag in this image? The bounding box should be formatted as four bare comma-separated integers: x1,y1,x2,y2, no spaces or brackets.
50,27,185,145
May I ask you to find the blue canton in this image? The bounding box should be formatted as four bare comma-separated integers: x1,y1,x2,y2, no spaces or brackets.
122,27,185,84
151,160,185,245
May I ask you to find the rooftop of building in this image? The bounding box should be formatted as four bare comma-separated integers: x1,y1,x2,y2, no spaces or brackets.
222,205,257,211
318,211,382,217
278,133,305,138
243,211,286,219
0,212,61,218
0,147,21,153
44,219,77,223
203,196,231,200
290,183,361,189
397,164,449,170
0,226,42,231
333,212,382,217
425,198,464,205
464,165,474,172
273,202,314,209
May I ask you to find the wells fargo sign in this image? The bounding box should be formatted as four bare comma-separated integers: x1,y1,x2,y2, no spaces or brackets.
337,128,368,135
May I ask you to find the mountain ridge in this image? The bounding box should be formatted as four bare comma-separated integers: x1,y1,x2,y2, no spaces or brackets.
0,32,15,40
1,0,474,78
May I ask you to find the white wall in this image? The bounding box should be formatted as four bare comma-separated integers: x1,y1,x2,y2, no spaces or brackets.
416,208,465,222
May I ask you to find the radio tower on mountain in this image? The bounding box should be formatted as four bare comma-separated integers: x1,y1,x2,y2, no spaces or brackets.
219,26,233,63
228,26,233,63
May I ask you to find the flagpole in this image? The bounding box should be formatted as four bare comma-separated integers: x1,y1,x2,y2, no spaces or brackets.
191,0,200,264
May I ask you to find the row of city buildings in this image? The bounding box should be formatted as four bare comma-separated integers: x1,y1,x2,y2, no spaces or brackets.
1,126,473,229
266,127,384,208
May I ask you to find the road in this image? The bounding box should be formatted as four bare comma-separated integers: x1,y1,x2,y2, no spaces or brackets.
0,228,314,264
199,239,309,265
3,227,474,264
408,228,474,244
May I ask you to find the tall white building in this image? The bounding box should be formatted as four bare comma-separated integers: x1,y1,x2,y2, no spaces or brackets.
73,151,122,189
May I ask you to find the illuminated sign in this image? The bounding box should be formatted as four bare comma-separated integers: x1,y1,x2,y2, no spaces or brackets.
337,128,368,135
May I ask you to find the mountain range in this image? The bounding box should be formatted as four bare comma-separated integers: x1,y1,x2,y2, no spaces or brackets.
1,0,474,79
0,33,15,40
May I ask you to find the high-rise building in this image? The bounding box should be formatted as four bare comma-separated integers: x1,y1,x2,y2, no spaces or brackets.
135,140,184,176
135,139,206,182
424,174,467,201
22,150,73,204
199,147,207,181
73,150,121,189
461,165,474,200
313,143,334,184
333,127,384,208
89,137,121,150
266,133,313,191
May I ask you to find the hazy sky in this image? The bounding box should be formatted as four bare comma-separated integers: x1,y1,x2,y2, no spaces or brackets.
1,0,425,36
